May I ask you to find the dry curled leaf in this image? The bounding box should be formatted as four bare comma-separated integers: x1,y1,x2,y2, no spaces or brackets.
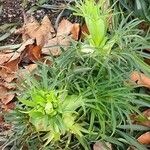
34,15,55,46
0,86,15,104
15,15,55,47
137,132,150,145
2,102,16,112
131,71,150,88
71,23,80,40
0,51,14,65
8,39,34,62
27,45,42,62
15,15,40,41
57,19,74,36
81,23,89,40
42,19,80,56
0,80,16,90
0,69,16,83
4,57,20,73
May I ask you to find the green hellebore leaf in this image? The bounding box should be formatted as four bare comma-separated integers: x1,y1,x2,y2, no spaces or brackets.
31,94,46,106
45,102,54,115
62,95,84,112
19,98,35,107
63,113,75,128
29,112,49,131
70,123,83,137
86,17,106,47
46,90,57,102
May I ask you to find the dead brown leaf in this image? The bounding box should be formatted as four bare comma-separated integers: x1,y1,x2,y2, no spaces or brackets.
71,23,80,40
8,39,34,62
4,57,20,73
0,70,16,83
137,132,150,145
57,19,73,36
16,16,80,56
27,45,42,62
0,86,15,104
130,71,150,88
42,19,80,56
15,16,40,41
2,102,16,112
41,37,58,55
80,23,89,40
34,15,55,46
15,15,55,47
0,52,14,65
24,64,37,72
0,80,16,90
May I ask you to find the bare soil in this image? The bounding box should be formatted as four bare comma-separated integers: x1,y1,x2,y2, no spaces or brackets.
0,0,72,45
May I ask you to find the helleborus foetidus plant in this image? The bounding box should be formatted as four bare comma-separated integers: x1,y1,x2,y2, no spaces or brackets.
18,88,88,146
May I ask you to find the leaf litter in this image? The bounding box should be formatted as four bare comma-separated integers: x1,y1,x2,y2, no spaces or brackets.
0,14,80,106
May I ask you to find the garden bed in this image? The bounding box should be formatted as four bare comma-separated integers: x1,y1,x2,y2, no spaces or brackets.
0,0,150,150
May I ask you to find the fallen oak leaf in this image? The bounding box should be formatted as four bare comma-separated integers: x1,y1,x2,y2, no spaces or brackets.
1,94,15,105
34,15,55,46
42,37,58,55
2,102,16,112
0,86,15,105
0,57,20,84
15,15,55,47
8,39,34,62
137,132,150,145
27,45,42,62
0,68,16,83
42,19,80,56
131,71,150,88
57,19,75,36
0,69,16,83
15,15,40,42
0,80,16,90
4,57,20,73
1,39,35,76
56,19,80,39
0,51,14,65
24,64,37,72
42,36,70,56
71,23,80,40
